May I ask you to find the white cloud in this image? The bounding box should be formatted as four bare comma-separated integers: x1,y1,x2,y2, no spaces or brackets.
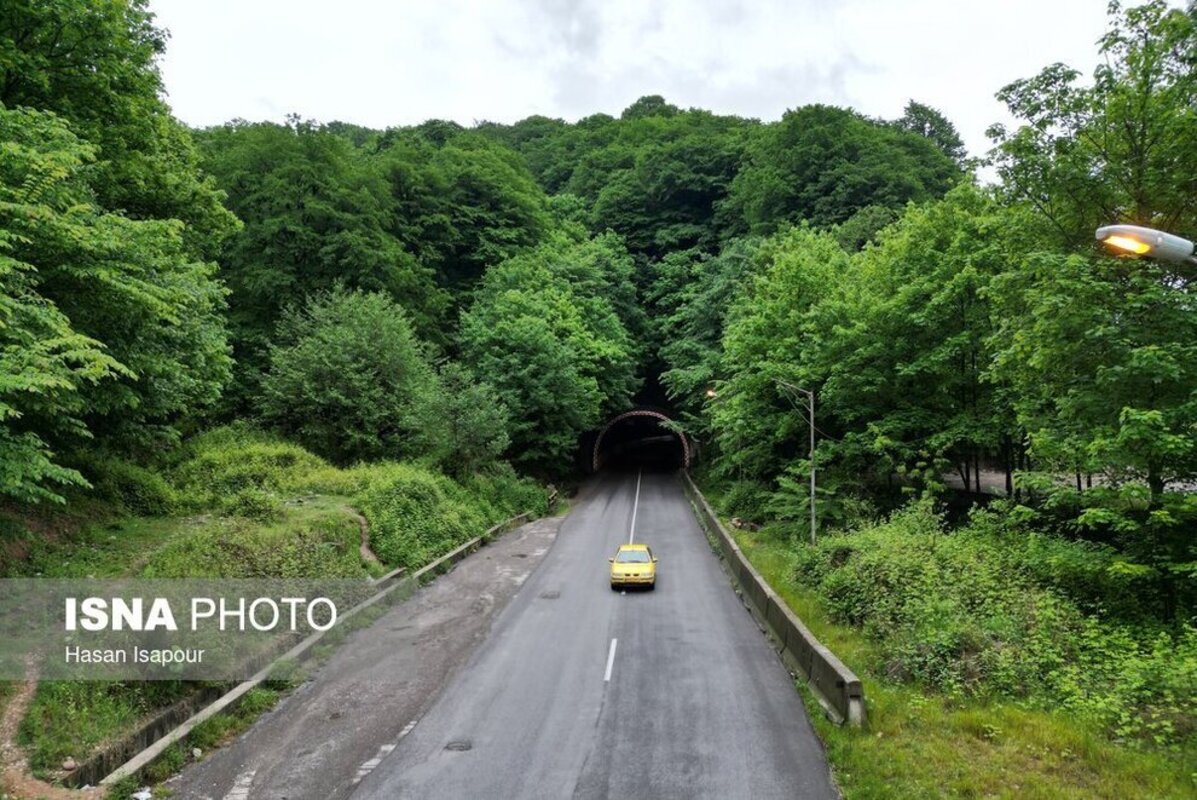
150,0,1158,160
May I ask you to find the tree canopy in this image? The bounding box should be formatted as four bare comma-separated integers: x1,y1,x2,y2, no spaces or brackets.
988,0,1197,247
258,288,444,464
4,0,1195,627
724,104,961,235
460,231,642,470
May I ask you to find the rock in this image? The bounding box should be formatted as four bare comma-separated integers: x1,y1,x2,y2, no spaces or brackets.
192,747,202,759
62,757,77,771
131,788,153,800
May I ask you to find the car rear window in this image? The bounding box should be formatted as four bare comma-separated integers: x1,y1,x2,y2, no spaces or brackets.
616,550,650,563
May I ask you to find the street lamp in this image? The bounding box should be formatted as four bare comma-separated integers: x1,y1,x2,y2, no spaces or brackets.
1096,224,1196,266
775,380,817,545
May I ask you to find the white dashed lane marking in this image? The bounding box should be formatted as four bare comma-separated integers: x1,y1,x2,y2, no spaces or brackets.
628,469,642,544
223,769,256,800
352,719,419,784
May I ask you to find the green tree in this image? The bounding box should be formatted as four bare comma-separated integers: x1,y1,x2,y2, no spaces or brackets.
980,1,1197,614
724,104,960,236
258,289,442,464
812,186,1026,496
482,101,750,263
988,0,1197,248
0,106,231,498
0,0,237,256
590,118,746,263
989,250,1197,600
432,363,511,477
620,95,680,120
197,118,446,401
461,286,602,470
477,115,577,193
375,131,551,293
712,228,850,485
651,239,762,429
894,100,967,165
830,204,899,252
461,235,641,470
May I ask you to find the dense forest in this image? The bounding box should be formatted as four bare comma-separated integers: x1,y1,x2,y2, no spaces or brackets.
2,0,1196,790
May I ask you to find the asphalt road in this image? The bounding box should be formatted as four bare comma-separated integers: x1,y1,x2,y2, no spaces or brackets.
167,515,563,800
354,470,837,799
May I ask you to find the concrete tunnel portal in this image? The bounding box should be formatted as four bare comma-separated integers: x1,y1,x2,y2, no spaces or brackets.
589,408,692,472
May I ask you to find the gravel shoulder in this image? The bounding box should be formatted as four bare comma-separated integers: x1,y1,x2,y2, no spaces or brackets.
166,515,561,800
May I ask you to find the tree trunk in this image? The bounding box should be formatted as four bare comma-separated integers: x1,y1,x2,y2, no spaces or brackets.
1003,438,1014,497
1147,462,1164,507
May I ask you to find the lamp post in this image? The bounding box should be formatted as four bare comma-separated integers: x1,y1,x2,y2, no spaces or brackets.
1096,224,1196,266
776,380,817,545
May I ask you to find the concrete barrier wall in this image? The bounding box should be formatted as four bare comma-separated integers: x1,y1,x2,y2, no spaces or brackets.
682,472,865,727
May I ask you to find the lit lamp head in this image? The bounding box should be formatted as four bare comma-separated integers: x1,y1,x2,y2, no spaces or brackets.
1096,224,1195,264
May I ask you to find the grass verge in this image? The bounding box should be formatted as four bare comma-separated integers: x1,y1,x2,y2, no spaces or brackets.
103,683,287,798
732,528,1197,799
12,495,374,777
5,426,545,790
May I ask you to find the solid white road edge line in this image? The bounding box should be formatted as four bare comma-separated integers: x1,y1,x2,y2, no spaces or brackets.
628,468,642,544
604,638,618,682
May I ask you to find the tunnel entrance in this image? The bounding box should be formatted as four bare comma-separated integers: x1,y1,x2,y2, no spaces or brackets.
589,409,691,472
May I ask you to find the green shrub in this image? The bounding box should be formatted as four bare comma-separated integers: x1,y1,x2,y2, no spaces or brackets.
141,515,361,578
291,464,373,496
347,461,542,569
168,427,543,575
172,425,330,508
966,502,1158,621
258,289,443,465
354,463,489,569
220,486,282,522
720,480,771,520
87,458,179,516
792,503,1197,747
459,463,545,522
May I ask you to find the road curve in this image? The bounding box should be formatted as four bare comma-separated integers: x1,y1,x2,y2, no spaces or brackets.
354,470,837,799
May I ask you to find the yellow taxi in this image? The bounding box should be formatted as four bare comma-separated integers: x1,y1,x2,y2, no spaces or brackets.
609,543,657,590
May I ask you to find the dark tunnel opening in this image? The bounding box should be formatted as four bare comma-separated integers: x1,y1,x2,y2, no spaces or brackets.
586,409,691,473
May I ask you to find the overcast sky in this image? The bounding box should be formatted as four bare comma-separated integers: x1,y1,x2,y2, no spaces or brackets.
150,0,1149,161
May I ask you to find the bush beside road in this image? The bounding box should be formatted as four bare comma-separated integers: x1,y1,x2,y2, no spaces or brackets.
701,481,1197,799
1,425,544,786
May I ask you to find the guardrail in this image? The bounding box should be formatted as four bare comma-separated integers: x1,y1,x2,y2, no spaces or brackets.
98,510,535,788
681,472,865,727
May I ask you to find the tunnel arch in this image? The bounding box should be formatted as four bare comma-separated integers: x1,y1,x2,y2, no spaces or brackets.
591,409,691,472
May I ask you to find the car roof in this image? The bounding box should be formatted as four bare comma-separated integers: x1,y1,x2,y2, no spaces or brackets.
616,543,649,551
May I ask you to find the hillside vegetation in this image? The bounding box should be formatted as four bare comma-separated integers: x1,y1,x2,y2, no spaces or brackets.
8,424,542,776
1,1,1195,796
